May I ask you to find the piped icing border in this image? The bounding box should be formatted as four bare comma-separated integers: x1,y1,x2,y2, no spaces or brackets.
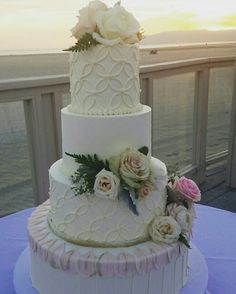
28,200,187,278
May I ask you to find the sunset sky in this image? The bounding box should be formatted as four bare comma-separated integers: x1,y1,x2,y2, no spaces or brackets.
0,0,235,50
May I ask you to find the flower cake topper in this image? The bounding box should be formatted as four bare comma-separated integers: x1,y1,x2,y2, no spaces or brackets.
65,0,143,52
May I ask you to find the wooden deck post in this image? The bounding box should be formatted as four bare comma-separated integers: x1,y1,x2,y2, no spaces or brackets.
24,91,63,205
140,77,154,153
227,63,236,188
140,77,153,107
192,69,210,184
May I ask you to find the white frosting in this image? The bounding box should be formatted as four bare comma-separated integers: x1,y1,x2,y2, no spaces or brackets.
61,105,152,172
69,44,142,115
28,201,189,294
30,247,188,294
48,157,167,247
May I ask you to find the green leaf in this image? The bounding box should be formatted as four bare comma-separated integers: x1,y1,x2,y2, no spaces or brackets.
138,146,149,156
119,187,139,215
108,154,121,177
166,185,181,204
93,154,108,171
63,33,100,52
71,169,95,195
66,151,112,196
182,200,189,209
65,152,110,172
77,166,96,177
179,234,191,249
65,152,80,160
122,177,141,189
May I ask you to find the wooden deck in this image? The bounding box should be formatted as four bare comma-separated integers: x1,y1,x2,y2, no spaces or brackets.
0,163,235,218
199,163,236,212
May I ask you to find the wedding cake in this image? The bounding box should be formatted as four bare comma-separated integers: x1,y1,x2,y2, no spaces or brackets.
28,2,201,293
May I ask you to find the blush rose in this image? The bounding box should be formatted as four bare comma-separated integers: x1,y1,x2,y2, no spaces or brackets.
170,176,201,202
137,181,153,198
149,216,181,244
108,148,151,189
94,169,120,200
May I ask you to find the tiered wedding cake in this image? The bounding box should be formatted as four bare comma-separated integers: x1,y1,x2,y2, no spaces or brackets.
28,2,201,293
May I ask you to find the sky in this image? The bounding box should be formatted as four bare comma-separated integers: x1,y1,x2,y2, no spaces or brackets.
0,0,236,50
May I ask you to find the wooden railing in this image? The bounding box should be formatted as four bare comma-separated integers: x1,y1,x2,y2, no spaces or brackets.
0,76,69,204
140,56,236,185
0,56,235,205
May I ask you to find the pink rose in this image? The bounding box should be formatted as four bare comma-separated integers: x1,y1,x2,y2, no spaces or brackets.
170,176,201,202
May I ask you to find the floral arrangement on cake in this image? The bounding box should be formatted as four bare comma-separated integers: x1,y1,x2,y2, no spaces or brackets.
149,175,201,248
66,146,152,215
66,148,201,248
65,0,143,52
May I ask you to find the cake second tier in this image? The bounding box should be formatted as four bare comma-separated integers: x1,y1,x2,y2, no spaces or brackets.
48,157,168,247
61,105,152,173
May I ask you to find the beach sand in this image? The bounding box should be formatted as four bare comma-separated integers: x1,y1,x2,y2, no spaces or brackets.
0,53,69,80
1,41,236,80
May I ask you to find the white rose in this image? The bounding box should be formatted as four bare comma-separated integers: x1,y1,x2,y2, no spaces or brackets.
92,32,121,46
71,0,108,40
166,203,193,233
95,5,140,45
94,169,120,200
149,216,181,244
150,160,168,191
119,148,150,189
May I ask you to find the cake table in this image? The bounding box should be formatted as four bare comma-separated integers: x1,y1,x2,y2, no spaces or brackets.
14,200,208,294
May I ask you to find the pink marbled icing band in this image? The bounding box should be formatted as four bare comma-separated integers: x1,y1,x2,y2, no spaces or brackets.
28,201,187,278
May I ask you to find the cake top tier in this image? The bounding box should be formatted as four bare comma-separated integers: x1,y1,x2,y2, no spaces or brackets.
66,1,143,115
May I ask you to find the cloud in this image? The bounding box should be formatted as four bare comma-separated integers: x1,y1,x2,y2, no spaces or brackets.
1,0,235,50
141,11,236,35
217,15,236,27
141,12,199,34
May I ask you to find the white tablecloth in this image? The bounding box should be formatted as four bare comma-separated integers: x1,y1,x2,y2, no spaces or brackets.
0,204,236,294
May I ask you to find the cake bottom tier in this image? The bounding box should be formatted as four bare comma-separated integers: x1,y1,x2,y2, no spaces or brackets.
28,201,189,294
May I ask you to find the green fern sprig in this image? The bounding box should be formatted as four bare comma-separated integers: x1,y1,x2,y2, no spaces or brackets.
179,234,191,249
64,33,99,52
65,152,110,171
71,170,94,195
65,152,111,196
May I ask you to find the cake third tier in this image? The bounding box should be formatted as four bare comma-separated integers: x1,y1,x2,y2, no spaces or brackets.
48,156,167,247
